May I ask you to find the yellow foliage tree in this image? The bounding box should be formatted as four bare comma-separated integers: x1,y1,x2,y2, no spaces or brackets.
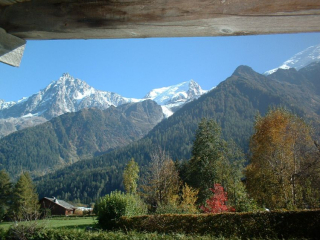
246,108,320,209
123,158,139,194
141,148,181,211
179,183,199,214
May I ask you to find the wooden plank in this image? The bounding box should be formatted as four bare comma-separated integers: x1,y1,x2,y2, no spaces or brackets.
0,0,30,6
0,28,26,67
0,0,320,40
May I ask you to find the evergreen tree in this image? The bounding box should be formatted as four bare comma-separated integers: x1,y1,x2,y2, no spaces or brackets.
187,118,226,204
123,158,139,194
0,169,12,221
9,172,40,221
216,140,257,212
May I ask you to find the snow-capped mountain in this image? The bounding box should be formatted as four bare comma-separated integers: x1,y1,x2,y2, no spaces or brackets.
0,74,207,137
265,44,320,75
144,80,207,117
0,73,140,120
0,99,16,110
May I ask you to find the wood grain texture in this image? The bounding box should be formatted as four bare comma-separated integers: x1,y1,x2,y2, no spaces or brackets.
0,0,320,39
0,0,30,6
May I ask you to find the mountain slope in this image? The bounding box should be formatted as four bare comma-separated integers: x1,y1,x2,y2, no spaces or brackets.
35,62,320,204
0,100,163,179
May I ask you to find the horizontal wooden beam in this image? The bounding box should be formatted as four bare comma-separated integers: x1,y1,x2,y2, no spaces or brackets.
0,0,30,6
0,0,320,40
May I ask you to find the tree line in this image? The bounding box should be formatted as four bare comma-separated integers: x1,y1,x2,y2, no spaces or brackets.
2,107,320,223
35,64,320,203
118,118,254,214
0,171,39,222
104,107,320,215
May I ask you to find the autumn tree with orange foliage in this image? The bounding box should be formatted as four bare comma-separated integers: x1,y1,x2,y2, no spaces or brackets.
246,108,320,209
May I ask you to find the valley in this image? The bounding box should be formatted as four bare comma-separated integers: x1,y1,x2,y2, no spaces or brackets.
1,42,320,240
32,61,320,204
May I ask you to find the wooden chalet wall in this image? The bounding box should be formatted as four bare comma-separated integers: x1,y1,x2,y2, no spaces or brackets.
40,198,74,216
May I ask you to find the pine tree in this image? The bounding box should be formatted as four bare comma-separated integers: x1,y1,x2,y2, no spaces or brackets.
0,169,12,221
187,118,226,204
9,172,40,221
216,140,257,212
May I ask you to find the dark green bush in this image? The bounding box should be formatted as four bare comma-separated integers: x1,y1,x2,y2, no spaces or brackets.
1,228,249,240
94,191,147,229
117,209,320,239
6,222,46,240
0,228,7,240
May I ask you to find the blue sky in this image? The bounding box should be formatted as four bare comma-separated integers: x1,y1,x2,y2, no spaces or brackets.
1,32,320,102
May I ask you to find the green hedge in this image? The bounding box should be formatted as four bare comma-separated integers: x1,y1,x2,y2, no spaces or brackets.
117,210,320,239
0,228,243,240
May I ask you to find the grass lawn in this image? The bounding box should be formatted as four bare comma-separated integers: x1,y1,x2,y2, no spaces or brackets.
47,216,97,229
0,217,96,231
0,222,11,231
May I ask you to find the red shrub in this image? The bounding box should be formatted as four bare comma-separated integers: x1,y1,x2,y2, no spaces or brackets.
200,183,235,213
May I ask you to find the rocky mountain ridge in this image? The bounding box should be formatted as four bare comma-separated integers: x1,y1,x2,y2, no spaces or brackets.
0,74,206,138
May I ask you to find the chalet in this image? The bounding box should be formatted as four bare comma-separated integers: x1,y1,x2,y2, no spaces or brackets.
40,197,76,216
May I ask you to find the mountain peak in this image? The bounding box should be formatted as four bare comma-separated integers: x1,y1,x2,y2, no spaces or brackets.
0,74,135,121
188,79,197,87
62,73,71,78
56,73,80,85
0,99,16,110
57,73,73,83
143,79,207,116
265,43,320,75
233,65,256,76
142,80,207,117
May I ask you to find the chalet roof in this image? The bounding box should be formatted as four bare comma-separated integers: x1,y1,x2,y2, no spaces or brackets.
43,197,76,211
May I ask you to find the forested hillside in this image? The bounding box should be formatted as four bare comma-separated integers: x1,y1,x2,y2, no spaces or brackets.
35,63,320,204
0,100,163,179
